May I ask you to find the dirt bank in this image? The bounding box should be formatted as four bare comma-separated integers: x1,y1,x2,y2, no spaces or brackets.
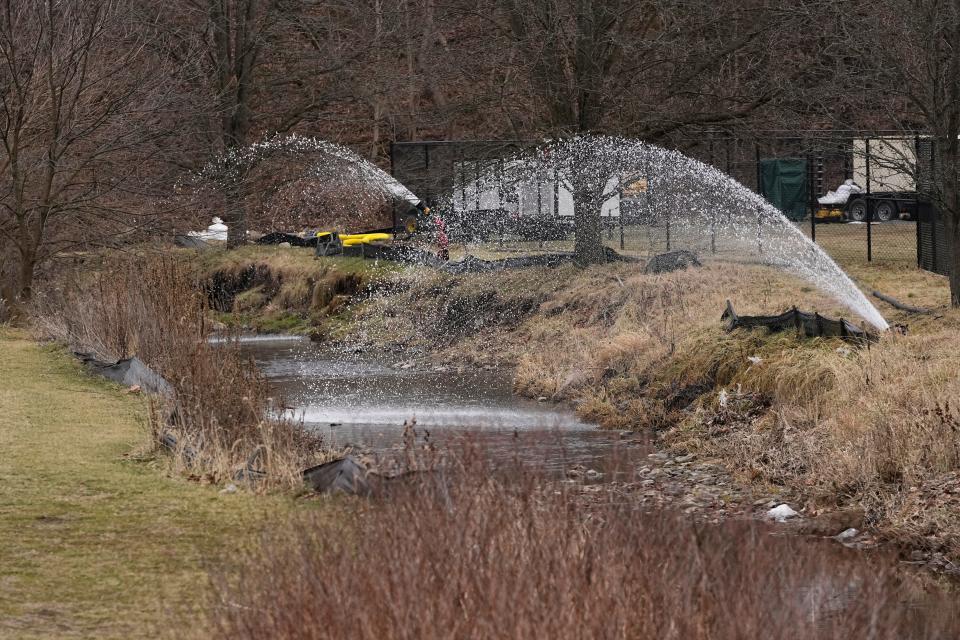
199,246,391,335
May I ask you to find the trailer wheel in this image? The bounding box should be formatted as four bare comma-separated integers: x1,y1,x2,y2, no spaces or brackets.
875,201,896,222
848,199,868,222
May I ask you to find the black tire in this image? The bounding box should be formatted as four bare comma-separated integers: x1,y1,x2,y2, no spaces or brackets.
848,199,868,222
875,201,896,222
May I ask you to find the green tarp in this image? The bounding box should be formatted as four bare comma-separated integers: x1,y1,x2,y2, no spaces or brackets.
759,158,808,221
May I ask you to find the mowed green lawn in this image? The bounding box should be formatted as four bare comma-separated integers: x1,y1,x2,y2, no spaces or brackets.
0,327,299,639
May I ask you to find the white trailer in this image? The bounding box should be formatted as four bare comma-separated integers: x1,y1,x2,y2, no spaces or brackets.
846,136,928,221
452,160,621,219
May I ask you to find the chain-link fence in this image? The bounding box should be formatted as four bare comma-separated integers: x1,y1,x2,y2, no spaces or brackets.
673,131,923,269
806,219,918,268
390,136,924,269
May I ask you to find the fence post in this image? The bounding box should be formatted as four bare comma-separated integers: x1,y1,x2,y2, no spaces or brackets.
916,203,922,268
811,202,817,243
536,167,544,249
865,138,872,263
665,205,671,251
930,137,938,271
619,179,625,250
459,152,467,214
711,209,717,254
553,167,560,230
815,154,824,200
755,144,762,194
496,159,504,248
389,141,398,230
931,205,938,271
808,153,816,243
915,134,921,268
757,206,763,255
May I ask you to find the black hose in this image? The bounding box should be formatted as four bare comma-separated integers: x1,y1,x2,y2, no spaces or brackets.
871,290,931,314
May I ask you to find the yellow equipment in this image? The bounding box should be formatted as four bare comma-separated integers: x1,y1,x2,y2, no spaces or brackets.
815,207,844,221
338,232,393,246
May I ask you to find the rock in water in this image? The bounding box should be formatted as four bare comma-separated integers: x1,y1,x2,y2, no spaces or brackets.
766,504,799,522
835,528,859,541
302,456,370,496
644,250,701,274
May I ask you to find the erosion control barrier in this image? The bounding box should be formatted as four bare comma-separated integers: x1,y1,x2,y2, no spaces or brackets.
721,301,875,343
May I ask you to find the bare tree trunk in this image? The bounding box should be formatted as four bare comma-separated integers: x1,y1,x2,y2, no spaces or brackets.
225,185,247,247
17,246,35,301
210,0,259,248
15,204,40,300
1,1,170,299
572,181,605,265
370,0,384,157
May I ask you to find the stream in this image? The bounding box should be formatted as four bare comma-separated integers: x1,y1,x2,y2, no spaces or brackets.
240,336,640,474
234,335,957,628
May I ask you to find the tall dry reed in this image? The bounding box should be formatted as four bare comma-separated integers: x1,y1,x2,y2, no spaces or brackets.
35,254,327,488
204,449,958,639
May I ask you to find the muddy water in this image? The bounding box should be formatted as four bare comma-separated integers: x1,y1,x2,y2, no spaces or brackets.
240,336,640,473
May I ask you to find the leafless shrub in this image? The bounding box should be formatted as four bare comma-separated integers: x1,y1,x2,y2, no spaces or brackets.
204,450,958,639
34,254,328,488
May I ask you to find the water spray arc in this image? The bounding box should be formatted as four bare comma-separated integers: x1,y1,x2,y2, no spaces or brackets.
444,136,889,330
197,134,888,331
192,134,425,237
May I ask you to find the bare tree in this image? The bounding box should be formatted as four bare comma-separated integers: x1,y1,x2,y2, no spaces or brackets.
154,0,376,246
474,0,788,263
829,0,960,305
0,0,832,283
0,0,170,301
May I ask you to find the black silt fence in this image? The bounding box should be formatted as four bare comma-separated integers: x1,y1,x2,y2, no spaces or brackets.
918,203,952,276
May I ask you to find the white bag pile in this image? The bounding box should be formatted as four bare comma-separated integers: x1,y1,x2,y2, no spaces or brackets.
187,217,228,242
817,179,862,206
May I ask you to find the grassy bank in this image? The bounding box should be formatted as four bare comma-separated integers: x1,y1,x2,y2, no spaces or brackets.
342,256,960,558
35,255,331,487
195,244,960,558
0,327,300,639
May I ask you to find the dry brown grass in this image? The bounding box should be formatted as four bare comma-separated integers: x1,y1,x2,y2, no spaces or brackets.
202,452,959,639
151,242,960,553
343,256,960,555
33,255,329,489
